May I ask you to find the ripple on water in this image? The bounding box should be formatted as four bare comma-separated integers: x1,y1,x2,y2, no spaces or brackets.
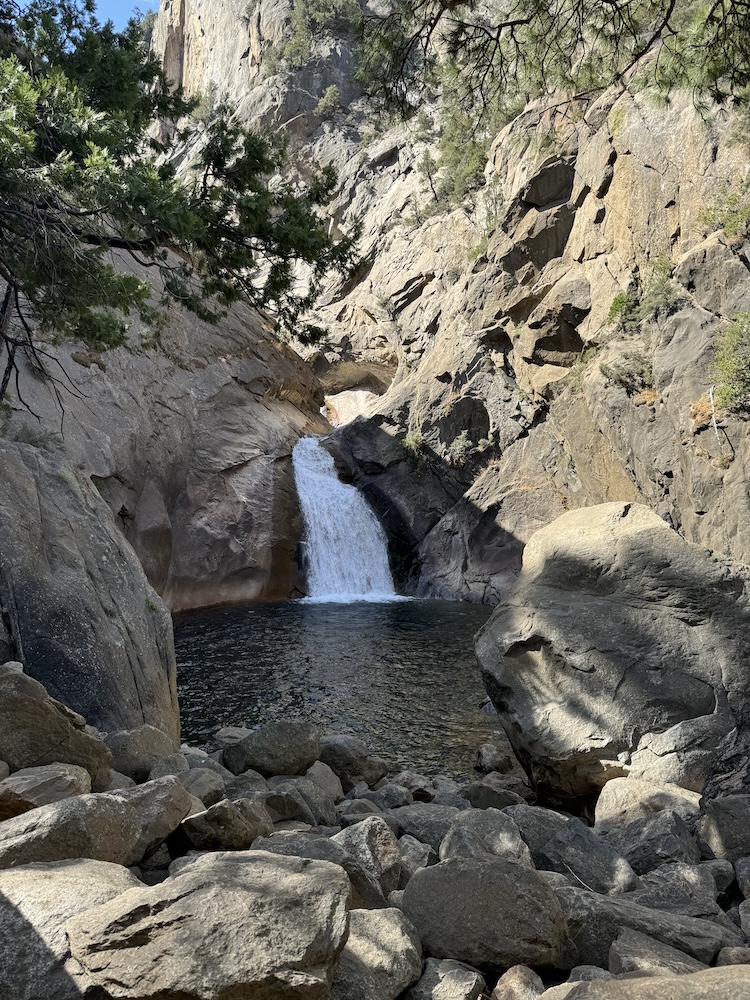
174,599,499,779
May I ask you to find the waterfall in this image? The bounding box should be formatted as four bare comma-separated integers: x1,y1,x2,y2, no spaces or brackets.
292,436,398,602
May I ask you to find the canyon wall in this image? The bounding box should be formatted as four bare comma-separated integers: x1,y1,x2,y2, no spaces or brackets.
149,0,750,601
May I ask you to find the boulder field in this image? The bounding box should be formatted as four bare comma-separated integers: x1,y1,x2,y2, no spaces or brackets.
2,664,750,999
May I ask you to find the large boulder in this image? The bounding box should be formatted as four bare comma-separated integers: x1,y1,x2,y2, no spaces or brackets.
0,763,91,819
554,884,743,968
476,503,750,804
223,721,321,777
0,859,142,1000
0,666,111,790
105,725,178,783
0,443,179,740
0,793,142,868
67,850,351,999
401,856,573,968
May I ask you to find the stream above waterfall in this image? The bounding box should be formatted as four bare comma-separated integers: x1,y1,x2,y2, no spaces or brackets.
174,600,498,778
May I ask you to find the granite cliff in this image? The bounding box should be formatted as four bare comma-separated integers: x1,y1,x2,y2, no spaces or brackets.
147,0,750,603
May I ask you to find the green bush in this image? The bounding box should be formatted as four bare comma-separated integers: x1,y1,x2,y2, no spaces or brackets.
315,84,342,117
607,291,640,332
282,0,362,69
712,312,750,410
402,428,424,457
702,185,750,240
607,259,681,332
599,351,653,394
447,429,472,467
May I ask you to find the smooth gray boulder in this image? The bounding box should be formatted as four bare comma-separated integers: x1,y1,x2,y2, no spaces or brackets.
402,958,486,1000
390,771,435,802
329,907,422,1000
0,442,179,740
717,946,750,965
402,857,573,968
609,926,709,976
398,834,438,888
223,721,320,777
539,817,640,893
554,884,743,967
268,775,337,826
105,725,178,783
0,666,112,790
541,967,750,997
491,964,545,998
0,763,90,819
476,503,750,803
458,781,526,809
389,804,460,852
109,776,194,862
320,734,386,790
440,808,533,867
148,752,189,779
224,768,269,798
178,766,226,806
625,862,730,924
0,859,141,1000
337,798,386,827
67,851,351,999
0,793,141,868
359,783,414,810
213,725,253,748
503,804,571,866
306,760,344,803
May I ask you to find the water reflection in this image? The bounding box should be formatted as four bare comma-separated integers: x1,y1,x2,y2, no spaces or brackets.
174,599,498,778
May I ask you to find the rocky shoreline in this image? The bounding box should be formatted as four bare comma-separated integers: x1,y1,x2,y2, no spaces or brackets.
2,658,750,999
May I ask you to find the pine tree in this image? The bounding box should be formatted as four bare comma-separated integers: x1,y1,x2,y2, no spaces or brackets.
0,0,355,402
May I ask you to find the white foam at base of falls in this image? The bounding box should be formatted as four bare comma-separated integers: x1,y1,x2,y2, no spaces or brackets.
292,435,401,602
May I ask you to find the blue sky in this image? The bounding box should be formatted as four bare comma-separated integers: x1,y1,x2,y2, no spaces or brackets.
93,1,154,29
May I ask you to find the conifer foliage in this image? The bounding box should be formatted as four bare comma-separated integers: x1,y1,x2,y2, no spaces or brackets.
0,0,354,403
362,0,750,113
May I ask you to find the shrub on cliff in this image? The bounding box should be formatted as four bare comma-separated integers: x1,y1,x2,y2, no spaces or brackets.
0,0,355,402
713,313,750,411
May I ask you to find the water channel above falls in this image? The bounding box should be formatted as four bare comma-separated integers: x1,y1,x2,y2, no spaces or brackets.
174,600,498,778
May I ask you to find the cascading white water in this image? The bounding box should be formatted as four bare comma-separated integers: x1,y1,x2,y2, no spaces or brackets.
292,436,398,602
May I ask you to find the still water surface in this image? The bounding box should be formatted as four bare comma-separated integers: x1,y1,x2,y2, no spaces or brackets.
174,599,498,778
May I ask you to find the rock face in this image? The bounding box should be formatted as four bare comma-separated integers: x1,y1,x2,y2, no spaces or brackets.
476,502,750,804
0,449,180,738
3,272,327,612
67,850,351,999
